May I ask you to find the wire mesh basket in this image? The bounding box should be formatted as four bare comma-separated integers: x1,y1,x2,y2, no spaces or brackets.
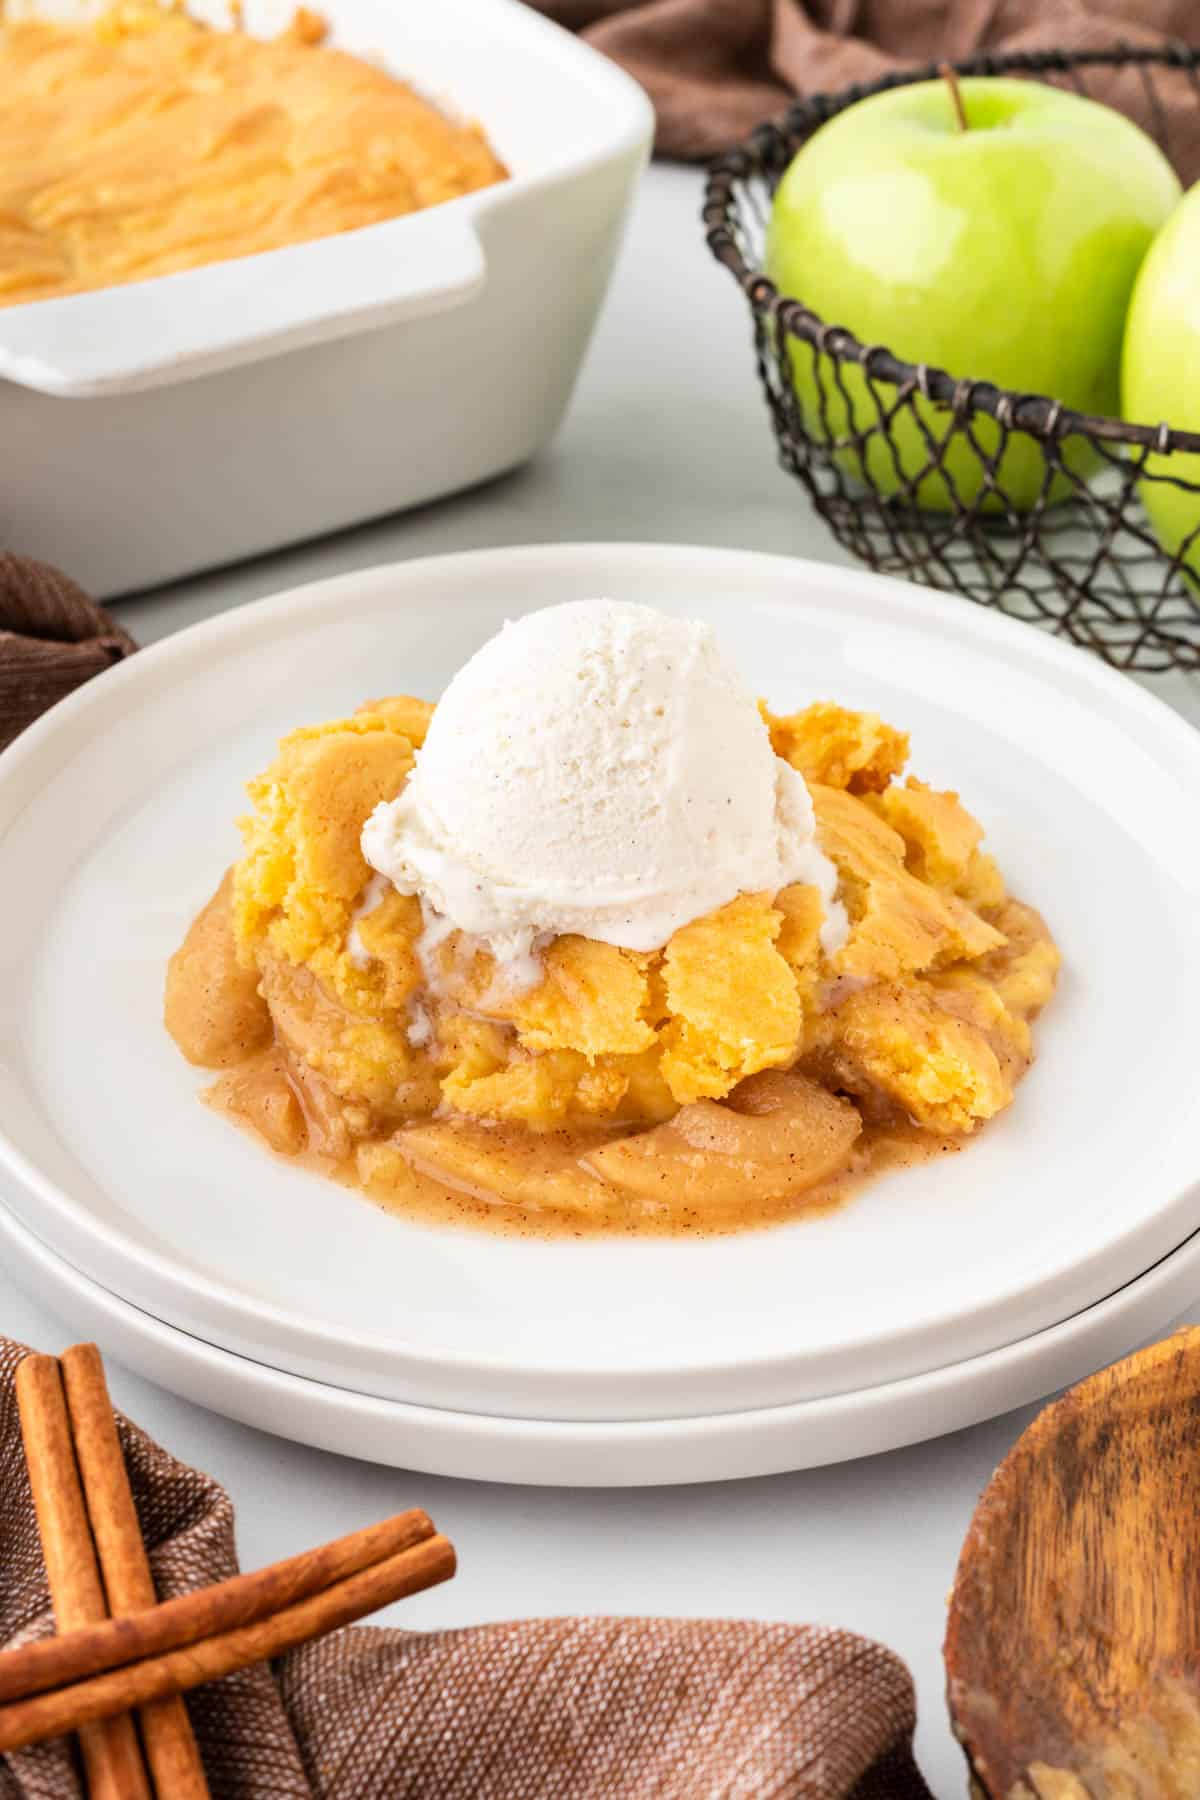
703,45,1200,672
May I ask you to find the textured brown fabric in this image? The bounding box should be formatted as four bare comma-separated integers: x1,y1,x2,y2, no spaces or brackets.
0,555,137,752
0,1339,933,1798
535,0,1200,175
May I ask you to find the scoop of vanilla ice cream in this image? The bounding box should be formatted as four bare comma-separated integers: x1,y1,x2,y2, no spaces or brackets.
361,600,845,970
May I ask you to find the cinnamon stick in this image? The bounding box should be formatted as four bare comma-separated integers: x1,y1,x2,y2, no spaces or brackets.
61,1343,209,1800
0,1532,456,1753
0,1505,437,1705
15,1354,152,1800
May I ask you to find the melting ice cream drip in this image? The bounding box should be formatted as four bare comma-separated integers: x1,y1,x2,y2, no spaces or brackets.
346,873,390,969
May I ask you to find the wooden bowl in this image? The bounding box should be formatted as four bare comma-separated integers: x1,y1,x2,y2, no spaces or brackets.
945,1328,1200,1796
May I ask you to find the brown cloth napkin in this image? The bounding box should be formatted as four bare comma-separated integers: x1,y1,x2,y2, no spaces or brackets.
0,1339,933,1799
537,0,1200,176
0,556,137,754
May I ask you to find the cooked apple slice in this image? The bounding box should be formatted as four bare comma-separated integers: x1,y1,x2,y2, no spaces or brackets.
390,1119,625,1219
585,1070,861,1207
165,870,271,1068
206,1050,305,1156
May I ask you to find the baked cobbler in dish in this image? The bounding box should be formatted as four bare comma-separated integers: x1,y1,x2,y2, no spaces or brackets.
0,4,506,308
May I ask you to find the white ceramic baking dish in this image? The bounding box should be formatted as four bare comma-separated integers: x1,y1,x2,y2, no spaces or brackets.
0,0,652,594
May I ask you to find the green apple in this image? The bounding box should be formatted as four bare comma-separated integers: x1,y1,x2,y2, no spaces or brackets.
1122,180,1200,578
764,78,1181,512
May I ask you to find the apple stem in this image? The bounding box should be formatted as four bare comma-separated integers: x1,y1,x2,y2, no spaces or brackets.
939,62,968,132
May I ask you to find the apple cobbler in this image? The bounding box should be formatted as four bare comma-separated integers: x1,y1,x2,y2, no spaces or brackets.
0,4,507,308
166,694,1059,1237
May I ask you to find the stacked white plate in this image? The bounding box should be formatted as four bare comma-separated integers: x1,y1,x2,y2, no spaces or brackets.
1,544,1197,1485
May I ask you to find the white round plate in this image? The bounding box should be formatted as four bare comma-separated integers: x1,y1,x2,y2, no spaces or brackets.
2,1195,1198,1485
0,544,1198,1422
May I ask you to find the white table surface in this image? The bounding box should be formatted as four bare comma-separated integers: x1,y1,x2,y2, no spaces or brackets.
12,163,1200,1797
